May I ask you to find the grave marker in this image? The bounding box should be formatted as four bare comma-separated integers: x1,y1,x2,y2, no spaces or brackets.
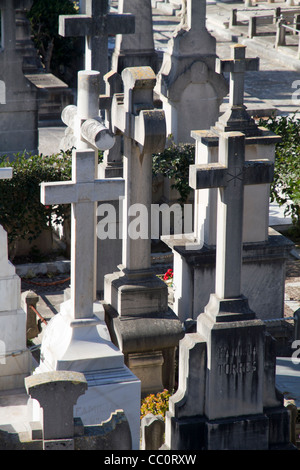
164,129,292,450
0,0,38,158
35,70,141,450
104,66,184,395
163,44,291,322
155,0,228,144
59,0,135,92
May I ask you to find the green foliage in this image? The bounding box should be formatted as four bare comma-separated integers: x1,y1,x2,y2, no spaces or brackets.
140,389,171,420
27,0,79,81
152,142,195,204
0,151,72,254
258,115,300,231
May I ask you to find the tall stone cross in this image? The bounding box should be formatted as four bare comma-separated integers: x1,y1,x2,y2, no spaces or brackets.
59,0,135,92
215,44,260,135
40,71,124,320
110,66,166,273
189,131,274,321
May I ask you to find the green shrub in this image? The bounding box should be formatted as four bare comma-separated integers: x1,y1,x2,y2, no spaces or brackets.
140,389,171,420
0,150,72,257
27,0,80,83
258,115,300,233
152,142,195,205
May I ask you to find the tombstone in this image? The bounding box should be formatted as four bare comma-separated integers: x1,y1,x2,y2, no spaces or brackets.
155,0,228,144
34,70,141,450
163,129,292,450
59,0,135,93
111,0,159,75
0,167,33,438
103,66,184,396
0,371,132,450
0,0,38,158
163,44,294,323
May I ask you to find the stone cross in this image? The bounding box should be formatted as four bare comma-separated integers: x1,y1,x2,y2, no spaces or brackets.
41,70,124,320
189,131,274,319
61,70,115,151
40,148,124,321
59,0,135,92
110,66,166,272
215,44,259,135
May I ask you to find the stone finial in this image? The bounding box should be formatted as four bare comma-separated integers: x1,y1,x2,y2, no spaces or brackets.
25,371,88,440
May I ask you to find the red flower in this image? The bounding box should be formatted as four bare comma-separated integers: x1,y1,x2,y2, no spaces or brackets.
163,269,173,280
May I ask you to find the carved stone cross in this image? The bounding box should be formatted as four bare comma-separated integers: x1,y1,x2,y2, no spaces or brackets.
189,131,274,320
59,0,135,92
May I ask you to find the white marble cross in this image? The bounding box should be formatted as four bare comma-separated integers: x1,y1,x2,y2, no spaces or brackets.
111,66,166,272
59,0,135,91
41,148,124,320
189,131,274,305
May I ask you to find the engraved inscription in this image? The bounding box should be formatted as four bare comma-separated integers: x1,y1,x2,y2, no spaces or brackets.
217,344,257,375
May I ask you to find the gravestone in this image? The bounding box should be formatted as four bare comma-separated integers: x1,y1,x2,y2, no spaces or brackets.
0,167,33,438
59,0,135,93
111,0,159,75
163,130,292,450
34,70,141,450
103,66,184,396
163,44,293,322
0,371,132,450
0,0,38,158
155,0,228,144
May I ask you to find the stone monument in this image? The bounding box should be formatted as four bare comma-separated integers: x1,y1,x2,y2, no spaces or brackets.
34,70,141,450
0,0,38,158
164,44,294,322
155,0,228,144
111,0,159,74
103,66,184,396
163,127,292,451
59,0,135,93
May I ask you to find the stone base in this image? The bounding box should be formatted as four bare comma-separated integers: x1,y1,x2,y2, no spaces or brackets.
163,228,294,321
104,268,169,316
34,299,141,449
165,411,293,450
103,302,184,395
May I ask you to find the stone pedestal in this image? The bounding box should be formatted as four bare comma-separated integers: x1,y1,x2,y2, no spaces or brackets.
165,227,294,322
164,304,292,450
35,299,141,449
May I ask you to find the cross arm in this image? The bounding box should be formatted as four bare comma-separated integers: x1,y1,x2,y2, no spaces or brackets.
93,178,125,202
243,159,274,185
133,109,166,155
216,57,259,74
107,13,135,35
59,15,92,37
189,163,227,190
40,181,76,206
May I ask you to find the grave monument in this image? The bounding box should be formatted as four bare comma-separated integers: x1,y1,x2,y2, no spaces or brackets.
155,0,228,144
59,0,135,93
0,166,33,435
0,0,38,158
164,44,294,322
163,114,292,451
111,0,159,74
103,66,184,396
34,70,141,450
